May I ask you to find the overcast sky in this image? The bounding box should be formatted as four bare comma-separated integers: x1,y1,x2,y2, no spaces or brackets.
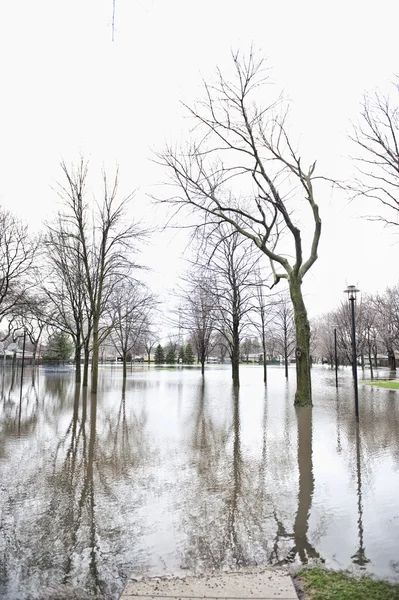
1,0,399,323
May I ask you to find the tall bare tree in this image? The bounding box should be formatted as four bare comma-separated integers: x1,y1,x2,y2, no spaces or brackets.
44,214,90,383
157,51,322,405
197,227,258,387
55,159,146,393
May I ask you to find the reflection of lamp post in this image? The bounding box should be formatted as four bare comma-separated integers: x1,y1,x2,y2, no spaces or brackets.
351,424,370,566
344,285,360,422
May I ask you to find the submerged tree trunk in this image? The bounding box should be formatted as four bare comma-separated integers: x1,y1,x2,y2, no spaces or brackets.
289,277,312,406
284,346,289,379
91,318,99,394
368,349,374,381
122,351,127,381
83,341,90,387
200,350,206,376
232,351,240,387
388,348,396,371
262,337,267,386
231,318,240,387
74,332,81,384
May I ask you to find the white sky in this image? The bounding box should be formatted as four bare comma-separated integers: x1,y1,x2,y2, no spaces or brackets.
1,0,399,323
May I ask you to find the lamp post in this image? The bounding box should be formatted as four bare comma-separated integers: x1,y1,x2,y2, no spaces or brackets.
344,285,360,422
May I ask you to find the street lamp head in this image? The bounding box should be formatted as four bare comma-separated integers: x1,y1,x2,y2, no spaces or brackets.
344,285,360,301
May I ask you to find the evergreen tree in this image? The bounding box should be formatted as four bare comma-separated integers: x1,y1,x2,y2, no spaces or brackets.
43,331,74,362
154,344,165,365
178,345,185,364
165,345,176,364
184,343,195,365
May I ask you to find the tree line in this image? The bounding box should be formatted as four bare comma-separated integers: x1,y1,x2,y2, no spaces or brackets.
0,48,398,404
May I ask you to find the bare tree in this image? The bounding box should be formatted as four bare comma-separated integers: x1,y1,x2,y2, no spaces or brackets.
15,293,47,368
157,51,322,405
250,274,279,384
177,271,216,375
334,300,366,369
109,280,153,380
55,159,146,393
271,293,296,379
373,285,399,370
44,213,90,383
312,312,340,368
351,84,399,226
143,328,159,365
0,207,38,324
198,227,258,386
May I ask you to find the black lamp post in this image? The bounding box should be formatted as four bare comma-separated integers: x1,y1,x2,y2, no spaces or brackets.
344,285,360,422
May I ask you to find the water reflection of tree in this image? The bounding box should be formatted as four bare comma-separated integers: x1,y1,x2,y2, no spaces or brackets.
271,407,321,565
181,382,324,571
45,386,150,597
182,386,280,570
0,371,39,440
1,382,151,599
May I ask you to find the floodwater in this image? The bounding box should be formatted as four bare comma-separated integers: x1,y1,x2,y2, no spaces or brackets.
0,364,398,599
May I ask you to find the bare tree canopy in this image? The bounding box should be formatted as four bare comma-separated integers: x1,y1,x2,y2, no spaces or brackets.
156,50,322,405
50,158,147,393
351,83,399,225
0,207,38,323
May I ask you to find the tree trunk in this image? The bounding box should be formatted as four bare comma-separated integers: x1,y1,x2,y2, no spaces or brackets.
83,342,90,387
74,337,81,384
200,349,206,375
262,337,267,386
231,319,240,387
368,348,374,381
289,276,312,406
122,351,127,381
284,347,289,379
388,348,396,371
91,317,99,394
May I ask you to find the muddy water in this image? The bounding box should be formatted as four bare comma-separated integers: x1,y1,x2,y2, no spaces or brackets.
0,365,398,599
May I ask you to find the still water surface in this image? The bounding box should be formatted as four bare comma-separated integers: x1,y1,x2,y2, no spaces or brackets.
0,365,398,599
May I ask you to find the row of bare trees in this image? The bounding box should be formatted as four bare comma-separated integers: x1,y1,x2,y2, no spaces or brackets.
171,225,297,386
1,50,399,404
0,160,157,394
312,283,399,378
42,159,155,392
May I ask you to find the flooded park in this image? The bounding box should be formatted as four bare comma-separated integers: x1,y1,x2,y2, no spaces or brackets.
1,363,399,599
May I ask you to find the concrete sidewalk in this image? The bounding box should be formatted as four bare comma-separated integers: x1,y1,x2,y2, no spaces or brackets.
120,570,299,600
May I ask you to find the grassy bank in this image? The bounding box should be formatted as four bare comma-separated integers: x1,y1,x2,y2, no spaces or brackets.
362,380,399,389
295,568,399,599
